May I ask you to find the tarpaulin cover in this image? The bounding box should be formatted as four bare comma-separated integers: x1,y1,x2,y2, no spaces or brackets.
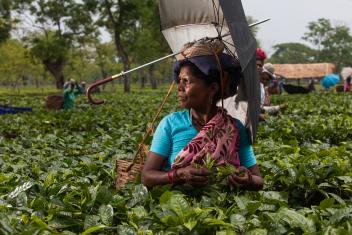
0,105,32,115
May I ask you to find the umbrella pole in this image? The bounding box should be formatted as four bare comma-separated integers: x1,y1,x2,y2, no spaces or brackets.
87,18,270,104
219,18,270,38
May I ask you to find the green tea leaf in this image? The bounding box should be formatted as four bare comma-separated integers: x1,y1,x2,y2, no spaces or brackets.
99,204,113,226
329,207,352,224
184,220,197,231
318,198,335,210
279,208,316,233
83,215,100,230
7,181,35,199
81,225,106,235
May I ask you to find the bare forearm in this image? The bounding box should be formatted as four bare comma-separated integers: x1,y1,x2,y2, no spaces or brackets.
142,170,183,187
142,170,168,187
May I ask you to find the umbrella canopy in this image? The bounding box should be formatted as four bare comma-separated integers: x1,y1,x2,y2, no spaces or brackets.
159,0,260,143
340,67,352,81
321,74,340,89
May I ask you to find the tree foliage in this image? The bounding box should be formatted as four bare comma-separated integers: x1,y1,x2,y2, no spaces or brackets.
302,18,352,70
270,43,316,64
0,39,44,87
2,0,266,90
83,0,164,92
302,18,332,52
130,0,171,89
93,41,122,81
0,0,12,43
247,16,259,39
28,31,69,88
14,0,94,88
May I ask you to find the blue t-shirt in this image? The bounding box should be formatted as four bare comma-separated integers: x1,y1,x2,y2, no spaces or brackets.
150,110,256,170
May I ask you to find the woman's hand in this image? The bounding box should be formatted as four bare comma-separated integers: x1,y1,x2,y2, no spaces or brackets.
176,166,212,186
142,152,212,188
228,166,252,189
228,165,264,191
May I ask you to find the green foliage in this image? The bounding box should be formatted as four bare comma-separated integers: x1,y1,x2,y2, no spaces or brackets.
0,90,351,234
247,16,259,39
0,39,44,87
83,0,171,91
270,43,316,64
88,41,125,85
130,0,170,63
302,18,352,70
64,45,102,82
303,18,333,51
0,0,12,43
29,31,69,64
14,0,94,88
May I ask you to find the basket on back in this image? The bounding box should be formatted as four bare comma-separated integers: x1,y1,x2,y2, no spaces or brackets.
45,95,63,110
115,144,148,188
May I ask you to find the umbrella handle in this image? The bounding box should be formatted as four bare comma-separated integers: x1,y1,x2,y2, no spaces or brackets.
86,52,179,105
86,75,120,105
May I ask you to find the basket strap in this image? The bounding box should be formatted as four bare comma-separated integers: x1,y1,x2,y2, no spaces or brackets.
126,81,176,172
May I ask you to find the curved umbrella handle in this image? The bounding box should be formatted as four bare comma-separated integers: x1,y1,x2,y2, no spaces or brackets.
86,75,120,105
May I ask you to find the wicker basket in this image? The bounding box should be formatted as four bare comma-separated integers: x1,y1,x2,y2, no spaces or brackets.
115,159,144,188
115,144,148,188
45,95,63,110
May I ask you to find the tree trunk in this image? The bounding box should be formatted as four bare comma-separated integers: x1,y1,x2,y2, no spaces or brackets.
149,64,157,89
123,66,131,92
100,67,109,91
104,0,131,92
43,58,65,89
113,29,130,93
141,76,146,89
138,70,145,89
35,77,39,88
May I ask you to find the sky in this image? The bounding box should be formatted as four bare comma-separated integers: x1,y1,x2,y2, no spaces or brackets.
242,0,352,55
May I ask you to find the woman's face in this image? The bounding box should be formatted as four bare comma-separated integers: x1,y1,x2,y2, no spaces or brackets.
256,59,263,73
177,65,214,111
260,72,271,86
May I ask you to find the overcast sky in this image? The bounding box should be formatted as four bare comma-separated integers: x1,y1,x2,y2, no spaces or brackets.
242,0,352,55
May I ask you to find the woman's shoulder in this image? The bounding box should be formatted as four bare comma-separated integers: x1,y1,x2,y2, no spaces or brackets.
155,110,191,135
162,110,190,122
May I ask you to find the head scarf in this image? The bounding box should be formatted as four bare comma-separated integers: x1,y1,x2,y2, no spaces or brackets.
263,63,275,74
256,48,267,61
172,108,240,169
261,68,274,80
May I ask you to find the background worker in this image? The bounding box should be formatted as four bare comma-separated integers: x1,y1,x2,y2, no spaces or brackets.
256,48,287,118
63,80,85,110
264,63,281,94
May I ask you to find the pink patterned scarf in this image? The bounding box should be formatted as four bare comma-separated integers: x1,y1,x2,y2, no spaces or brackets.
172,108,240,169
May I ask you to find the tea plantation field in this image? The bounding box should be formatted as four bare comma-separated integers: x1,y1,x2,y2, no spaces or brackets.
0,90,351,234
